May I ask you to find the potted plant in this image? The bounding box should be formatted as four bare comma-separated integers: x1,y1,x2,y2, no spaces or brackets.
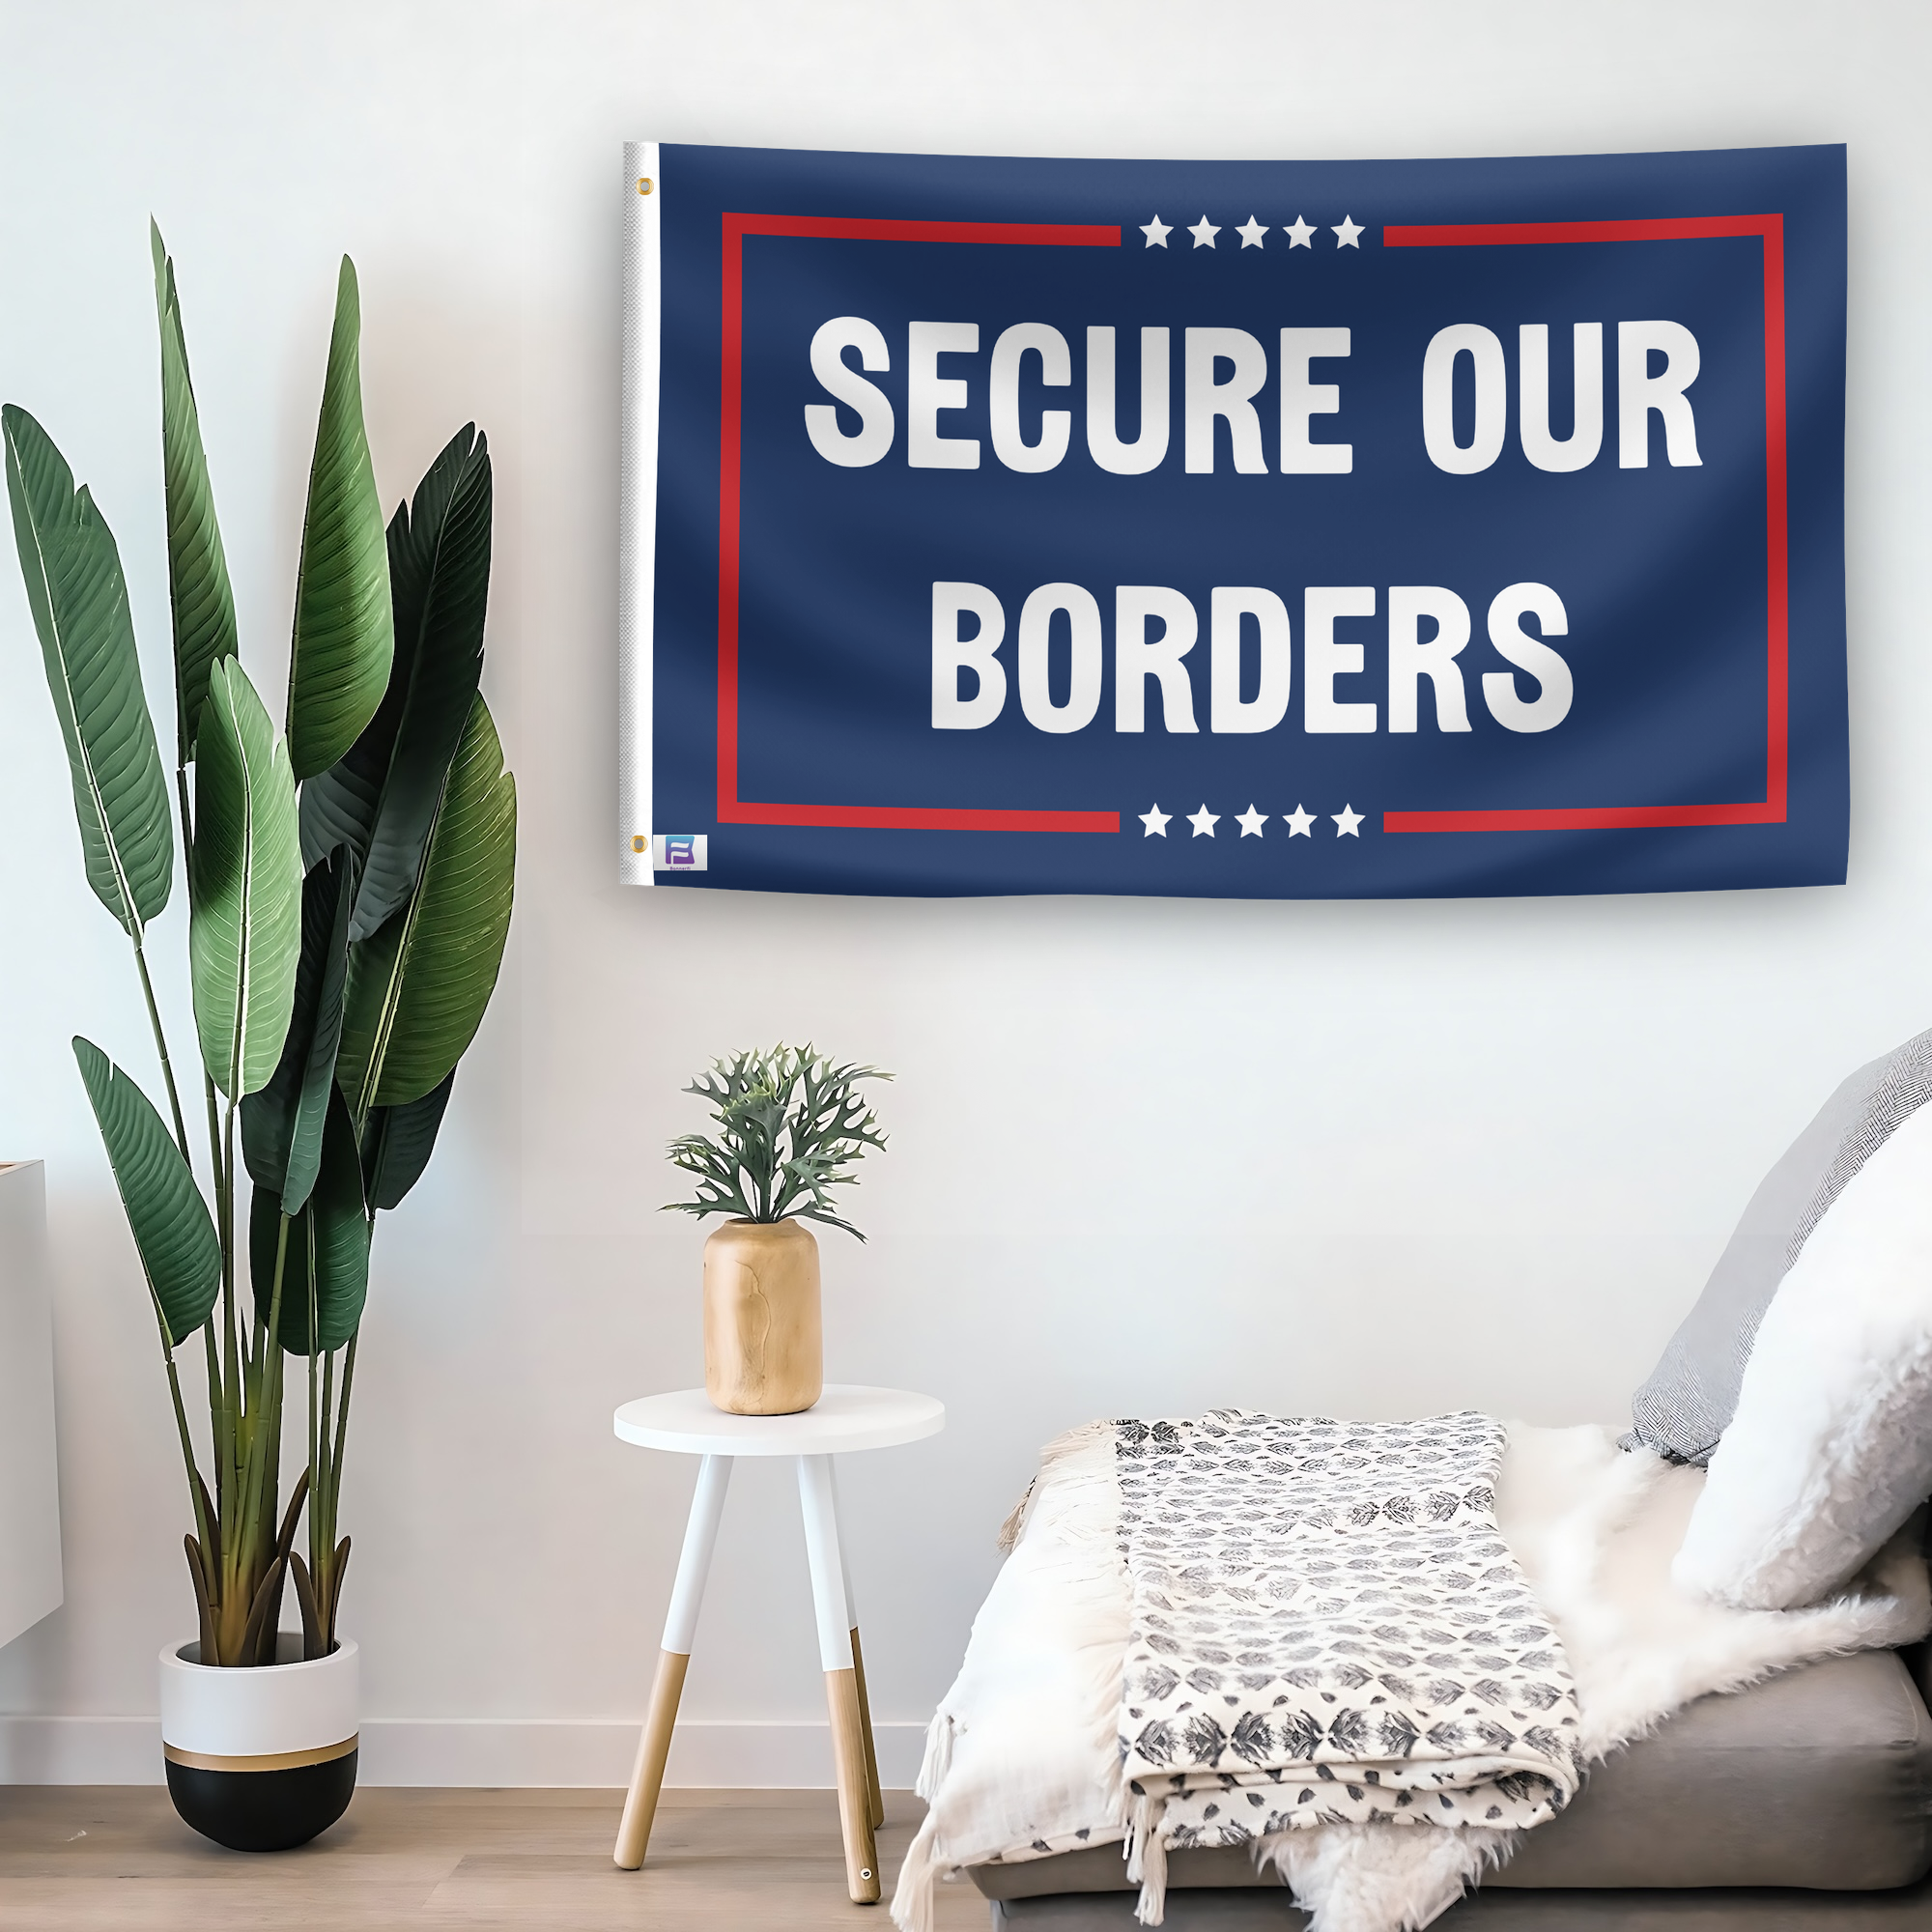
3,226,515,1851
665,1046,890,1414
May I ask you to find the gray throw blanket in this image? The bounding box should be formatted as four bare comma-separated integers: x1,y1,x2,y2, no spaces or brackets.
1115,1411,1584,1915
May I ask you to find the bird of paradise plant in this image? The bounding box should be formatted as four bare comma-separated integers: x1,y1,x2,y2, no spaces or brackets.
3,225,515,1664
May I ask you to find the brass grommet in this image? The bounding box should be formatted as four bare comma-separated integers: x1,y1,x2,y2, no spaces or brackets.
638,177,653,196
631,835,647,853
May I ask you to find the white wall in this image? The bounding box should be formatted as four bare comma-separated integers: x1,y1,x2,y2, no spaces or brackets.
1,0,1927,1786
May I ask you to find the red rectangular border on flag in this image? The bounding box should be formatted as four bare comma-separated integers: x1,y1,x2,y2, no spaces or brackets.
715,213,1122,835
1378,213,1788,835
709,211,1787,842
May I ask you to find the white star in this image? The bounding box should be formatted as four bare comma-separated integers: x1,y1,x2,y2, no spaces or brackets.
1188,215,1220,249
1332,804,1364,837
1282,215,1316,248
1283,805,1315,837
1188,804,1220,838
1139,802,1171,837
1236,805,1268,838
1140,214,1172,248
1332,215,1364,249
1236,216,1267,249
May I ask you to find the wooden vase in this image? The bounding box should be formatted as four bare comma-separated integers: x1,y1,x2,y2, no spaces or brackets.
702,1218,823,1415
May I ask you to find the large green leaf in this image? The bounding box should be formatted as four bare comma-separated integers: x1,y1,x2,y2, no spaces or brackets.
242,846,355,1213
338,694,515,1114
151,223,238,765
287,257,392,781
73,1037,219,1348
3,405,173,936
360,1068,454,1212
189,658,302,1098
250,1086,369,1355
300,425,490,940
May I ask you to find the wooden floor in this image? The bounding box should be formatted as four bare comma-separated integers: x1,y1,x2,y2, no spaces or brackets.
0,1787,991,1930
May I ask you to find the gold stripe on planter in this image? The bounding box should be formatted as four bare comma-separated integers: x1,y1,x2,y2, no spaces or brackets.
163,1735,357,1774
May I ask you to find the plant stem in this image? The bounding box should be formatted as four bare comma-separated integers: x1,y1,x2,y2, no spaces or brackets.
219,1212,287,1663
213,1106,249,1658
130,939,190,1166
332,1333,355,1498
220,1094,239,1406
332,1337,355,1515
218,1095,240,1577
314,1345,335,1566
152,1315,213,1575
197,1072,229,1528
202,1321,225,1521
252,1254,288,1639
322,1334,357,1649
306,1321,320,1563
201,1072,225,1251
135,759,218,1595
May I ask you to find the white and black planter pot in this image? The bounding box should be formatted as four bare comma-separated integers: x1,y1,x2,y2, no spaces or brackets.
159,1635,358,1852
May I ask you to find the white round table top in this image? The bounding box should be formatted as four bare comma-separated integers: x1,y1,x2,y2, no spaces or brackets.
612,1383,945,1457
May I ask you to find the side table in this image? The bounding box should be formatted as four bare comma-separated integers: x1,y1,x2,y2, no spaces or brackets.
611,1383,945,1901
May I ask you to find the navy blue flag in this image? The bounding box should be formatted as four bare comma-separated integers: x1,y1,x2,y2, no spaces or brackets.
619,141,1845,899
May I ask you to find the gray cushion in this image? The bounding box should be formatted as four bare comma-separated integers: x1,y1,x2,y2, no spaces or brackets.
1496,1649,1932,1889
1626,1029,1932,1464
970,1651,1932,1901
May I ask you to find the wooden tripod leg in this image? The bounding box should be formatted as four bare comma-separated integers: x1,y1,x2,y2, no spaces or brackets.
799,1454,880,1903
825,1461,884,1832
825,1663,882,1903
613,1648,688,1869
613,1454,732,1870
849,1625,885,1830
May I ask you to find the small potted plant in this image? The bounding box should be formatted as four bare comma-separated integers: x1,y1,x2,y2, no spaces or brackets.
4,228,514,1851
666,1046,889,1415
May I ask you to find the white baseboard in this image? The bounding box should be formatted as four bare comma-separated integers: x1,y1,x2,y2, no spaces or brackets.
0,1715,929,1788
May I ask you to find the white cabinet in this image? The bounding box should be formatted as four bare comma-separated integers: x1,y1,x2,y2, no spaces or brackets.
0,1162,62,1647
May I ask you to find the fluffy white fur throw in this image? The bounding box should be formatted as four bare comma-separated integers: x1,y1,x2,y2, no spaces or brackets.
893,1421,1929,1932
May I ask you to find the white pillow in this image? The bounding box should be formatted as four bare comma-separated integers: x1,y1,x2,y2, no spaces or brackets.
1672,1098,1932,1609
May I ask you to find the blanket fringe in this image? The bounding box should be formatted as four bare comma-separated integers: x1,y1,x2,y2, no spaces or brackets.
914,1710,954,1804
890,1809,943,1932
1123,1790,1169,1925
1000,1419,1115,1552
995,1483,1034,1554
895,1712,968,1930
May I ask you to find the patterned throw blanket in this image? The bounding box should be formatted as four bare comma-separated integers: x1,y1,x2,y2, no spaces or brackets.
1115,1411,1583,1915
